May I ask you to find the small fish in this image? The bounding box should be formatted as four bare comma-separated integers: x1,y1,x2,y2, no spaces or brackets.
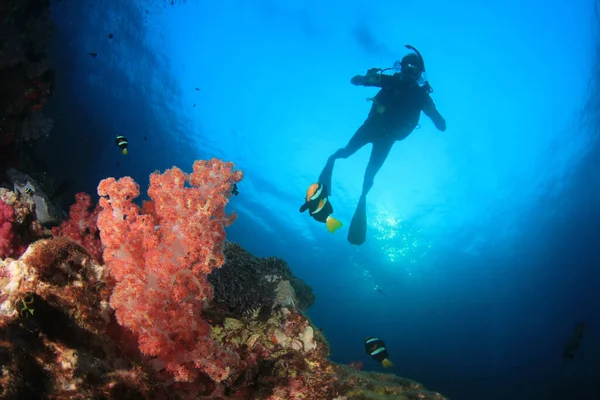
365,337,393,368
375,286,386,296
195,87,201,91
89,52,98,57
193,104,196,107
115,135,128,155
108,33,114,39
232,183,239,196
171,0,174,4
143,136,148,141
299,183,342,233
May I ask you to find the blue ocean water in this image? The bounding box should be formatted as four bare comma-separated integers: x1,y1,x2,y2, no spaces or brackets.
43,0,599,398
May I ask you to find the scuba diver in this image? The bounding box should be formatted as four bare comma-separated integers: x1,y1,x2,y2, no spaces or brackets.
318,45,447,245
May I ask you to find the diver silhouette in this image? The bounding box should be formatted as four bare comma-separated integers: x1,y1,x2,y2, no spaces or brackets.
318,45,446,245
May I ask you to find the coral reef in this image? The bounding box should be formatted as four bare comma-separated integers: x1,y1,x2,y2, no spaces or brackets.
0,200,17,259
0,238,154,399
334,368,448,400
290,275,316,310
0,237,446,400
209,242,315,319
0,159,448,399
96,159,244,383
51,192,103,263
209,242,280,319
0,187,50,259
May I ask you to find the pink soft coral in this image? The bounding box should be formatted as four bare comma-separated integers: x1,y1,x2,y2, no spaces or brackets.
0,199,25,259
52,192,103,263
96,158,243,383
0,200,16,259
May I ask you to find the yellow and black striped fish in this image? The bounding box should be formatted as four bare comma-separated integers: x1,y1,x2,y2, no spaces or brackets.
115,135,128,155
365,337,393,368
299,182,342,233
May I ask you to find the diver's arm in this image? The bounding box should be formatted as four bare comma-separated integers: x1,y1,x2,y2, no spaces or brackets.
423,95,447,132
350,68,388,87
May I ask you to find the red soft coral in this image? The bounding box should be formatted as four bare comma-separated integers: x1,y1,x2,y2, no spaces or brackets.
0,200,16,259
96,158,243,383
52,192,103,263
0,199,26,259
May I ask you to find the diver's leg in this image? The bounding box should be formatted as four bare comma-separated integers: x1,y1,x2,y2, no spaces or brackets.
332,124,372,160
348,140,394,246
318,125,371,196
361,140,394,197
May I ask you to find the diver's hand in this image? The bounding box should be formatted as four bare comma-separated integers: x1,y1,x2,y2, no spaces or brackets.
351,68,382,86
351,75,364,85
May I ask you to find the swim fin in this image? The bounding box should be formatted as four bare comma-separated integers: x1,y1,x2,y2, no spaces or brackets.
318,158,335,197
348,195,367,245
325,216,343,233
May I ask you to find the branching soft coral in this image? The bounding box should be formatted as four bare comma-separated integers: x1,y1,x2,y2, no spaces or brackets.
52,192,103,263
96,159,243,383
0,199,26,259
0,200,16,259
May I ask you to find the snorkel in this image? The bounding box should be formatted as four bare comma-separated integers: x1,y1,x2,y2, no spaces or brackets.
403,44,432,93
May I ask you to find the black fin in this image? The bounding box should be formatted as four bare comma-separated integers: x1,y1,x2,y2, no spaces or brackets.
318,160,334,197
348,196,367,245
